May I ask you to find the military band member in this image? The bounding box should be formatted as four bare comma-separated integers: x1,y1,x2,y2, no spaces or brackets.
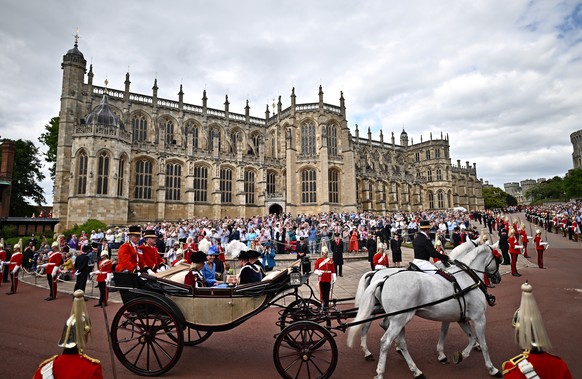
314,245,336,308
6,239,22,295
372,240,390,269
40,241,63,300
519,223,531,258
115,225,142,273
33,290,103,379
569,217,578,242
508,228,523,277
90,251,112,307
502,282,572,378
533,229,547,269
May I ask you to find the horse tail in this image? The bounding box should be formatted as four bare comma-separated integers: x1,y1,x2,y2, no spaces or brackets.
354,270,374,307
347,277,384,348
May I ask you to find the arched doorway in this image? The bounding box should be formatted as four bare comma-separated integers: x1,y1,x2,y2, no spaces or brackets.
269,203,283,215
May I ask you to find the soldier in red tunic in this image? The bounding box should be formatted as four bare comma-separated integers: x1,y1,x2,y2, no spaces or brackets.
313,245,336,308
34,290,103,379
40,241,64,300
502,282,572,378
0,242,6,287
6,239,23,295
90,251,112,307
533,229,547,269
115,225,142,273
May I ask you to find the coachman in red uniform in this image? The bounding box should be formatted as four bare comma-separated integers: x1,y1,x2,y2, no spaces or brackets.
41,241,64,300
141,229,166,273
33,290,103,379
115,225,142,273
6,239,23,295
502,282,572,378
313,245,336,308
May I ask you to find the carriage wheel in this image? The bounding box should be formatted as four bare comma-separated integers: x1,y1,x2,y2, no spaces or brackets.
183,326,213,346
111,298,184,376
279,298,323,330
273,321,338,379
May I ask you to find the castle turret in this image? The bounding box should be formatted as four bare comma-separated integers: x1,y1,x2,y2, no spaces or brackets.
400,129,409,147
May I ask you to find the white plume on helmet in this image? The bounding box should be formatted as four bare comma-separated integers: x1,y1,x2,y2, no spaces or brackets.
226,240,248,259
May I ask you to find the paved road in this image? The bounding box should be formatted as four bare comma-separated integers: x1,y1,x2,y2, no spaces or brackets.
1,215,580,378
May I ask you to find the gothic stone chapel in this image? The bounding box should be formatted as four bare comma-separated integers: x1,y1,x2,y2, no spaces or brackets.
53,39,484,230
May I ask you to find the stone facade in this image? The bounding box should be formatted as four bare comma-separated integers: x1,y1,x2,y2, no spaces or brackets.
53,40,484,231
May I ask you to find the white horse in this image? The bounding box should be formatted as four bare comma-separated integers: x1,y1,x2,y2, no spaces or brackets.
347,242,502,379
353,239,482,363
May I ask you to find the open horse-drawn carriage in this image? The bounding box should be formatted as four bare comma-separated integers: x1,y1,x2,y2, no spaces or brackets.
110,240,502,379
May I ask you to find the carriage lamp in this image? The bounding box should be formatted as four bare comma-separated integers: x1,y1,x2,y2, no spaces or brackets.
290,267,301,286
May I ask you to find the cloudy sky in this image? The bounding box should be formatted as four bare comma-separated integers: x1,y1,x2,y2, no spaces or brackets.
1,0,581,205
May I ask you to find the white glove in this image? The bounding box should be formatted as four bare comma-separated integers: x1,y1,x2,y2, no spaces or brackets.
332,273,337,284
12,265,20,275
147,269,154,275
515,245,523,249
314,269,322,276
158,265,167,272
75,270,80,276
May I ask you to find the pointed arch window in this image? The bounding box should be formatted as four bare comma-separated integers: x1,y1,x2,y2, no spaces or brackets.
134,159,153,199
437,191,445,208
77,152,88,195
131,115,147,142
427,169,433,182
328,169,339,204
267,171,276,194
244,170,255,204
220,167,233,203
428,191,434,209
435,148,441,158
250,134,261,156
117,157,125,196
301,122,316,156
301,168,317,203
229,131,238,154
162,118,175,145
426,150,431,160
328,124,338,157
97,151,109,195
165,163,181,201
209,128,221,152
436,168,443,181
193,166,208,202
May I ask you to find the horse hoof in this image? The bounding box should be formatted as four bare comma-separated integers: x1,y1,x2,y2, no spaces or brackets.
396,349,404,357
438,356,449,364
414,374,426,379
473,345,482,352
453,351,463,364
365,354,375,361
492,371,503,377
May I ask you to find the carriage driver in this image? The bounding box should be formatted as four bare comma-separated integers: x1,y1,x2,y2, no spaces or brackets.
502,281,572,378
412,220,449,272
33,290,103,379
115,225,142,273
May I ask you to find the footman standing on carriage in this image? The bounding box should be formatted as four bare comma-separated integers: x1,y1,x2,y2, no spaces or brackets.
314,245,335,308
33,290,103,379
502,282,572,378
412,220,449,270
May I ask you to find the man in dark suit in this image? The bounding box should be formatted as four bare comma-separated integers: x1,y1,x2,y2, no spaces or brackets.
74,245,91,293
413,221,449,264
330,233,344,277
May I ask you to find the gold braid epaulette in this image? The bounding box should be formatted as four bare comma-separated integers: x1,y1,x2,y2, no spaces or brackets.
37,355,58,369
81,353,101,365
501,351,529,375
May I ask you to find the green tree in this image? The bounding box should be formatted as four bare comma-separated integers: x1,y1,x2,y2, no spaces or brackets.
38,116,59,181
564,168,582,199
9,139,46,216
482,187,512,209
